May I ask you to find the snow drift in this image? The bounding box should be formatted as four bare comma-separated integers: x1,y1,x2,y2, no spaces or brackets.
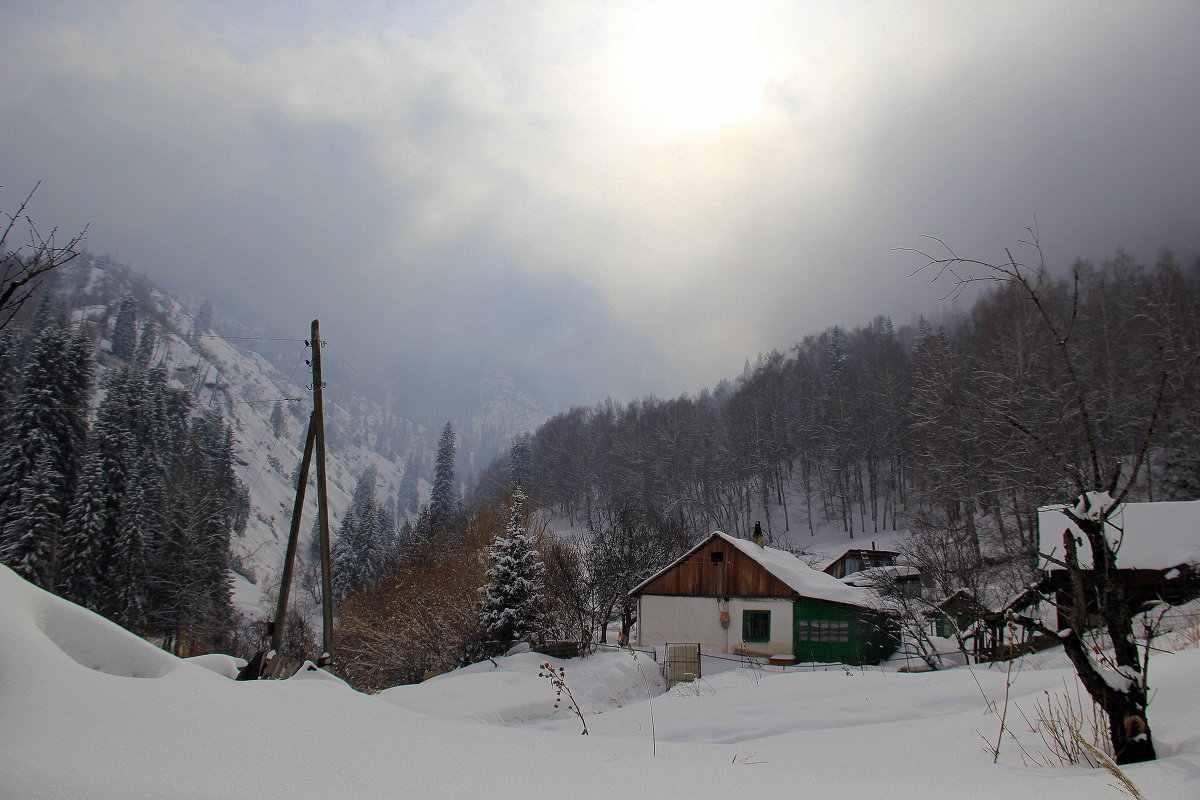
3,565,1200,799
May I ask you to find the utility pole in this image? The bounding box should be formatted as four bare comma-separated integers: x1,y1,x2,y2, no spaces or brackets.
310,319,335,668
268,418,316,658
239,319,334,680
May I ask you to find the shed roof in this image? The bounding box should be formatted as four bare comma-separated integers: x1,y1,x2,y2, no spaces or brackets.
841,564,920,588
815,547,900,574
631,531,875,608
1038,499,1200,571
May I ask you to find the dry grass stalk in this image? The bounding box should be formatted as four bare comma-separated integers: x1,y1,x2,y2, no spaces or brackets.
1017,678,1112,767
1078,739,1146,799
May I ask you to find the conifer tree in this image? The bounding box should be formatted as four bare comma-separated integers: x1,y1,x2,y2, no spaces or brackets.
0,444,64,587
477,488,548,655
58,371,136,613
110,293,138,360
509,437,532,489
332,507,365,601
194,299,214,334
111,479,152,631
429,422,460,536
270,401,288,439
332,465,396,599
0,328,22,410
396,451,419,516
0,324,93,584
157,412,240,652
134,321,158,366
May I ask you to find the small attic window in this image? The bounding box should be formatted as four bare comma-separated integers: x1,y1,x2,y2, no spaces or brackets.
710,551,725,563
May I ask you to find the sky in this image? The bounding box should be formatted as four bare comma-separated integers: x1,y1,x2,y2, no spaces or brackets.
2,0,1198,408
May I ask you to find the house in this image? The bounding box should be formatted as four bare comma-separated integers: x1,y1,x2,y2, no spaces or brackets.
842,564,922,597
932,588,992,639
822,547,900,579
1038,499,1200,629
631,532,898,665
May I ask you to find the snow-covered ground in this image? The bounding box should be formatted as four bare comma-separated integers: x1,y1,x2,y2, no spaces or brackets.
3,565,1198,799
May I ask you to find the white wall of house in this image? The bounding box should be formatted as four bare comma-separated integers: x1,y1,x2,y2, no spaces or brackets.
636,595,794,656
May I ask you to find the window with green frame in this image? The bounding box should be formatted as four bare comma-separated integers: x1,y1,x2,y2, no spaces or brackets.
797,620,849,642
742,610,771,642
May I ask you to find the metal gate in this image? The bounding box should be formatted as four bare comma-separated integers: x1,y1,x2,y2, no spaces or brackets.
665,642,701,687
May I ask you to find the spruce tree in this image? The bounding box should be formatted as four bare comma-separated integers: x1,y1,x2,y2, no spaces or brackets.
111,479,152,631
477,488,548,656
331,507,365,601
134,321,158,366
270,401,288,439
429,422,459,536
0,328,22,410
187,413,239,648
110,293,138,360
194,299,214,334
58,376,135,613
332,465,396,599
1,444,64,587
396,451,419,516
509,437,533,489
0,324,93,583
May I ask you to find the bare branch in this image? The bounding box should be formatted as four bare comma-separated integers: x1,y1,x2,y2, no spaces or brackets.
0,183,89,331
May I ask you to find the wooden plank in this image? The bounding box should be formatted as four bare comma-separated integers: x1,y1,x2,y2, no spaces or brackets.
639,535,797,598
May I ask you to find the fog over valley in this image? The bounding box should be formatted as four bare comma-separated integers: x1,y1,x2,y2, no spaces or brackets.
2,0,1198,415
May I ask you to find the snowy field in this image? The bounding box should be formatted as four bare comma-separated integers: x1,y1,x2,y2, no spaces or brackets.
2,564,1198,799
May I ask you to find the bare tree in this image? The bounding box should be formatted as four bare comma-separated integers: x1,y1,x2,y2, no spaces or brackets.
1,183,87,331
908,228,1172,764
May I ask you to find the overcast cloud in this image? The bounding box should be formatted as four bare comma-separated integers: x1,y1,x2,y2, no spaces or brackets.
2,0,1198,406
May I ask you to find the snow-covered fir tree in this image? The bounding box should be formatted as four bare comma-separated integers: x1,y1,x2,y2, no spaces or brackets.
193,299,213,334
58,369,136,613
429,422,458,532
111,478,152,631
269,401,288,440
509,437,532,489
477,488,548,656
134,321,158,366
332,507,366,601
0,323,94,586
1,443,65,587
110,293,138,360
413,421,465,548
161,412,241,651
396,451,419,517
332,465,396,600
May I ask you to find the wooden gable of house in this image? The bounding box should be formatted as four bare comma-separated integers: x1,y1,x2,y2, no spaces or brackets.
636,535,798,599
823,548,900,579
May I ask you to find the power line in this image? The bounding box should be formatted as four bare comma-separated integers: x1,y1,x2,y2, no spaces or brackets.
244,345,311,503
230,397,303,405
191,334,308,343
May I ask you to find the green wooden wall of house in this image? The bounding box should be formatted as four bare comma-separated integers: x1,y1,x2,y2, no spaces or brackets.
792,597,898,665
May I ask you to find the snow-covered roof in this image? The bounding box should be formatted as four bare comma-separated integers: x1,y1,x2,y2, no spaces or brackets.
632,532,876,609
1038,499,1200,571
841,565,920,588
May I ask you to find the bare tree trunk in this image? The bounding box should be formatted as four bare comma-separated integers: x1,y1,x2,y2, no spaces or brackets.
1054,513,1155,763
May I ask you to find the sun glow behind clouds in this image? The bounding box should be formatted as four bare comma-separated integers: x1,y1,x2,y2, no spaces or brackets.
615,1,770,134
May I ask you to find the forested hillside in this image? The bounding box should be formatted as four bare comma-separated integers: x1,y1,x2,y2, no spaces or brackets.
4,239,1197,688
511,250,1200,604
0,255,433,651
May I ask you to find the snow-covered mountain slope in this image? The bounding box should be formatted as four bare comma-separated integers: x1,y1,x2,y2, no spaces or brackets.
56,258,419,619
